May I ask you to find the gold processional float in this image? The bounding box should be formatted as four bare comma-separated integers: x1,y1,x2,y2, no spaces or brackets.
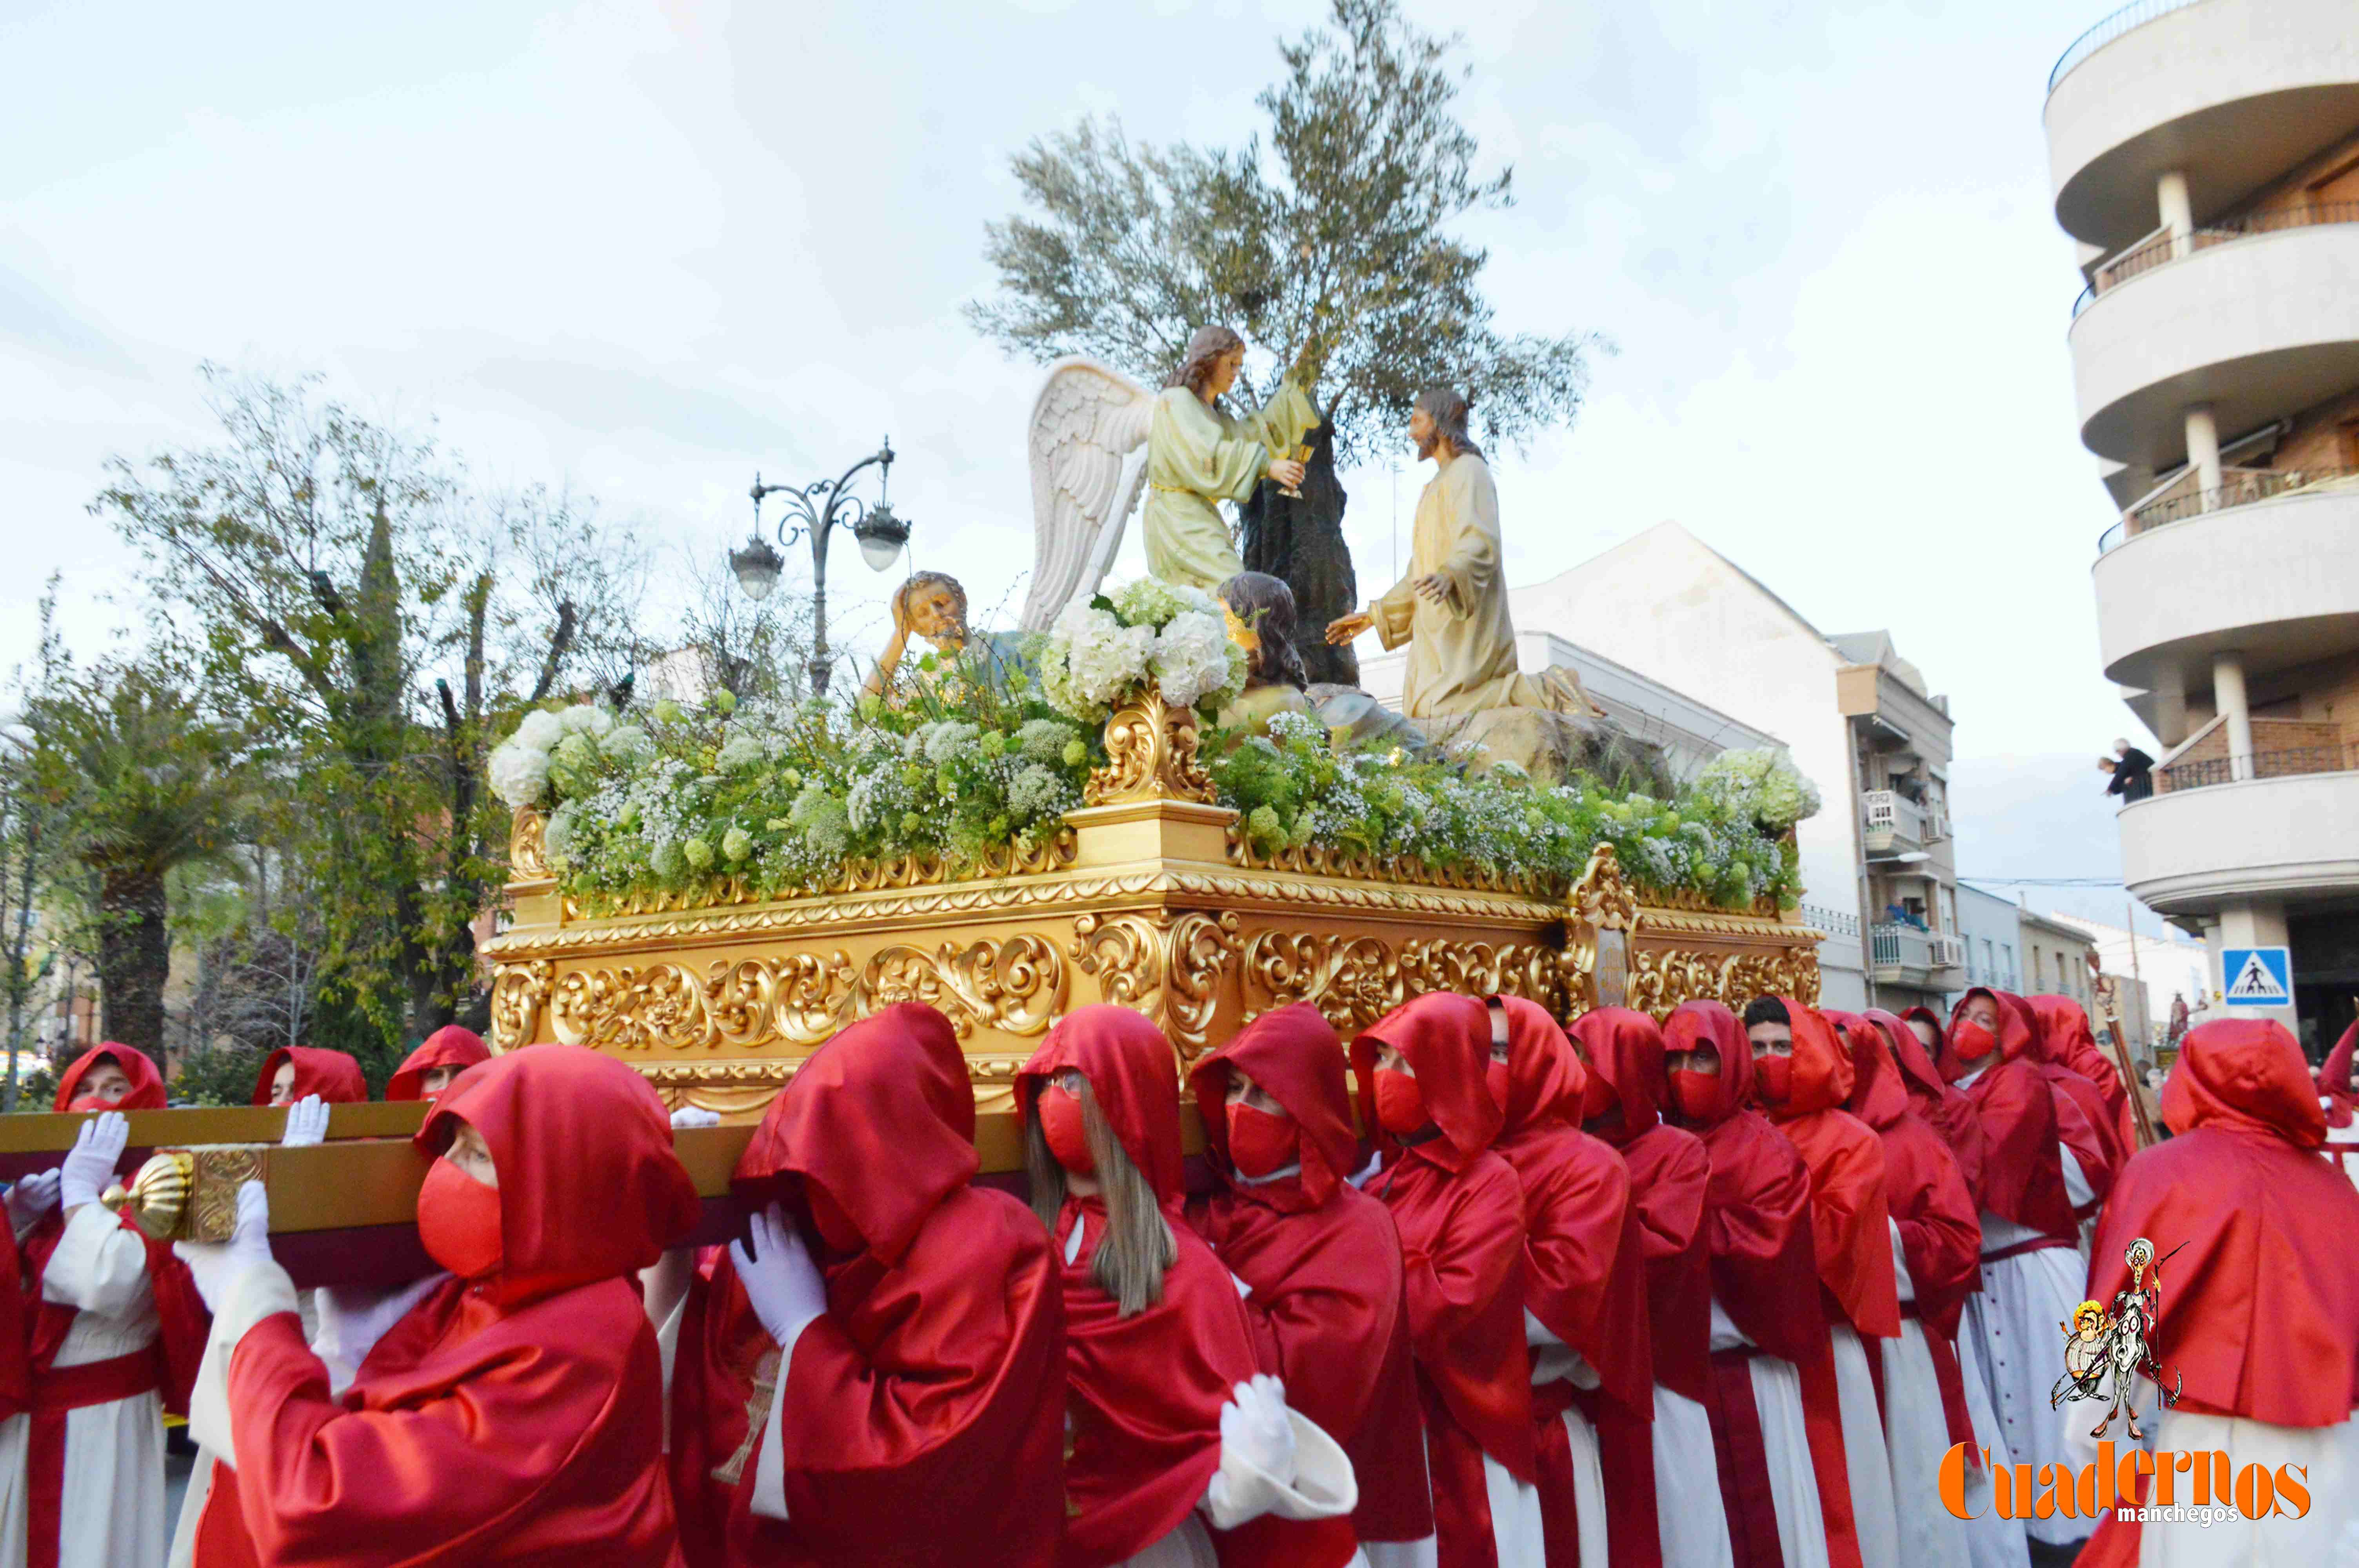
0,686,1822,1256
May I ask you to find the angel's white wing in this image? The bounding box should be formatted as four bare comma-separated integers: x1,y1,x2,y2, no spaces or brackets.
1021,358,1156,631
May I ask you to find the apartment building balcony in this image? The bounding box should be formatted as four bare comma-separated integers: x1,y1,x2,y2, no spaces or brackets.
2046,0,2359,252
2119,764,2359,913
2068,216,2359,468
1861,789,1947,858
2091,483,2359,691
1869,923,1967,987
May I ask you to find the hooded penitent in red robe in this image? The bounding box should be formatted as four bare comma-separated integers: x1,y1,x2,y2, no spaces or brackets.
1663,1001,1862,1568
1507,1002,1656,1568
1893,1008,1988,1211
669,1003,1066,1568
2073,1019,2359,1568
1017,1005,1269,1568
1844,1012,1982,1457
1939,990,2075,1245
2320,1022,2359,1181
385,1025,494,1102
1756,1003,1900,1343
2027,994,2137,1156
249,1045,369,1105
1187,1004,1432,1557
211,1045,700,1566
1353,993,1536,1568
2012,995,2122,1219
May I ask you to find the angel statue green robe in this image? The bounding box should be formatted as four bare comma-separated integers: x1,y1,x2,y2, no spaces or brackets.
1367,450,1594,719
1142,380,1318,591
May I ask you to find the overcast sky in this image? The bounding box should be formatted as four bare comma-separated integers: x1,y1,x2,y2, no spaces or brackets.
1,0,2161,923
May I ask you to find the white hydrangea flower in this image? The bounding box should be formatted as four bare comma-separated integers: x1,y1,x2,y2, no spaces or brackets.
556,703,616,738
512,709,565,752
488,739,551,807
1150,609,1244,708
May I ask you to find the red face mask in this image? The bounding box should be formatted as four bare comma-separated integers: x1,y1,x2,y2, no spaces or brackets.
1668,1065,1719,1123
805,1183,863,1255
65,1096,117,1113
1485,1060,1511,1113
1227,1102,1298,1180
1949,1019,1999,1066
1579,1063,1615,1123
1038,1086,1095,1176
1374,1069,1427,1136
417,1157,503,1281
1754,1054,1793,1105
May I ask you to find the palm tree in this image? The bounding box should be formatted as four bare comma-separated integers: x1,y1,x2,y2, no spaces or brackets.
31,661,246,1075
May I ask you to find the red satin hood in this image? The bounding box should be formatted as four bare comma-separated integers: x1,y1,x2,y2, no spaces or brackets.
736,1004,978,1265
419,1046,699,1304
1663,1001,1753,1128
1352,992,1503,1171
1941,988,2036,1078
1188,1002,1356,1210
2163,1019,2328,1149
2028,995,2101,1072
1832,1012,1910,1130
2321,1022,2358,1130
53,1044,166,1111
1568,1007,1665,1148
1496,995,1587,1130
1018,1004,1184,1201
1883,1009,1951,1103
253,1046,368,1105
386,1026,493,1102
1756,999,1853,1120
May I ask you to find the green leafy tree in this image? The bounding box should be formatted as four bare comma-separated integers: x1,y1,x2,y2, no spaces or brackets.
969,0,1601,683
98,367,645,1049
26,656,247,1078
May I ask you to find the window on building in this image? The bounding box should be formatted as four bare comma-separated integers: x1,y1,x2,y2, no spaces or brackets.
2002,944,2016,988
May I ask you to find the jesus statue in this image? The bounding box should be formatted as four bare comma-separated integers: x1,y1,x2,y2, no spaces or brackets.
1324,386,1594,720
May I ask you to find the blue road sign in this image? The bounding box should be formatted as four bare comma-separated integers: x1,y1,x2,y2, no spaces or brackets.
2222,946,2292,1008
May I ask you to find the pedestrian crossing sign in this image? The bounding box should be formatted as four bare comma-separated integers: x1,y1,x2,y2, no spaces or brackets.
2222,946,2292,1007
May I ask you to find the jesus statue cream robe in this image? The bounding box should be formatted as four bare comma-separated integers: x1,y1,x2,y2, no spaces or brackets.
1366,454,1587,721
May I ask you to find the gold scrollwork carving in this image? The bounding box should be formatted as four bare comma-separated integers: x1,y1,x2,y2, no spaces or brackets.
1569,844,1639,934
490,960,555,1051
1625,943,1823,1021
1085,691,1217,807
509,806,552,884
1070,910,1241,1058
1241,931,1401,1033
1399,938,1559,1011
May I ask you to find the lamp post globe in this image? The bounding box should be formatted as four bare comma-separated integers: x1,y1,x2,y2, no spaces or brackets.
729,535,785,603
738,437,906,696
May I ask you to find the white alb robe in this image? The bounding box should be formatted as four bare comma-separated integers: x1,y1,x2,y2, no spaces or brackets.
2322,1101,2359,1193
1950,1326,2032,1568
1828,1321,1902,1568
2134,1407,2359,1567
0,1204,166,1568
1526,1312,1608,1568
1962,1142,2096,1548
1712,1298,1833,1568
1654,1384,1737,1568
1880,1221,1973,1568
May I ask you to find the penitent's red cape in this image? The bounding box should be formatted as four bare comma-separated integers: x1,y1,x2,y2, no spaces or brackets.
219,1045,700,1567
1941,990,2075,1242
1894,1007,1988,1209
1575,1007,1712,1407
2028,994,2138,1156
1758,1002,1899,1341
1665,1002,1863,1568
2094,1018,2359,1427
675,1003,1065,1568
1850,1013,1981,1340
1354,994,1536,1568
385,1025,493,1102
249,1045,369,1104
1019,1005,1266,1568
2010,994,2121,1218
2321,1022,2359,1181
1189,1004,1432,1552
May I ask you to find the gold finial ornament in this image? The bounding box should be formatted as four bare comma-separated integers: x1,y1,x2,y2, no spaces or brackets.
101,1150,194,1241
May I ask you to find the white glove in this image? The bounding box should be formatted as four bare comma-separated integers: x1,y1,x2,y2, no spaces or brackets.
728,1204,828,1349
6,1169,60,1232
669,1106,722,1129
280,1095,331,1148
1221,1374,1299,1487
174,1181,273,1313
59,1112,129,1211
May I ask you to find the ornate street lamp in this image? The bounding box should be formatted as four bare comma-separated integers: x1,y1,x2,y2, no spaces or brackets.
731,437,908,695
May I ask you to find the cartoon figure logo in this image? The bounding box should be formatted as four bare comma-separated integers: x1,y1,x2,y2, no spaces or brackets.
2050,1236,2185,1440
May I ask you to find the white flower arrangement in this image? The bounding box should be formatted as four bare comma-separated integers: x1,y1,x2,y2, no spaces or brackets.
488,701,625,808
1036,577,1247,723
1689,748,1823,833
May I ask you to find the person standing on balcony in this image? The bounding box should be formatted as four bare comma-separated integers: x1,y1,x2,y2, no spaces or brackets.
2100,739,2154,803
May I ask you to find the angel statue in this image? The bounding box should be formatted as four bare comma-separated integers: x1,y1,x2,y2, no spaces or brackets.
1020,326,1319,629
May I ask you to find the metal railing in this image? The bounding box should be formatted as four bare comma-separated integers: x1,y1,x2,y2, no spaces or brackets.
1870,923,1933,973
1802,904,1861,938
1862,789,1926,847
2096,466,2359,555
2073,202,2359,319
2050,0,2210,94
2158,745,2355,792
